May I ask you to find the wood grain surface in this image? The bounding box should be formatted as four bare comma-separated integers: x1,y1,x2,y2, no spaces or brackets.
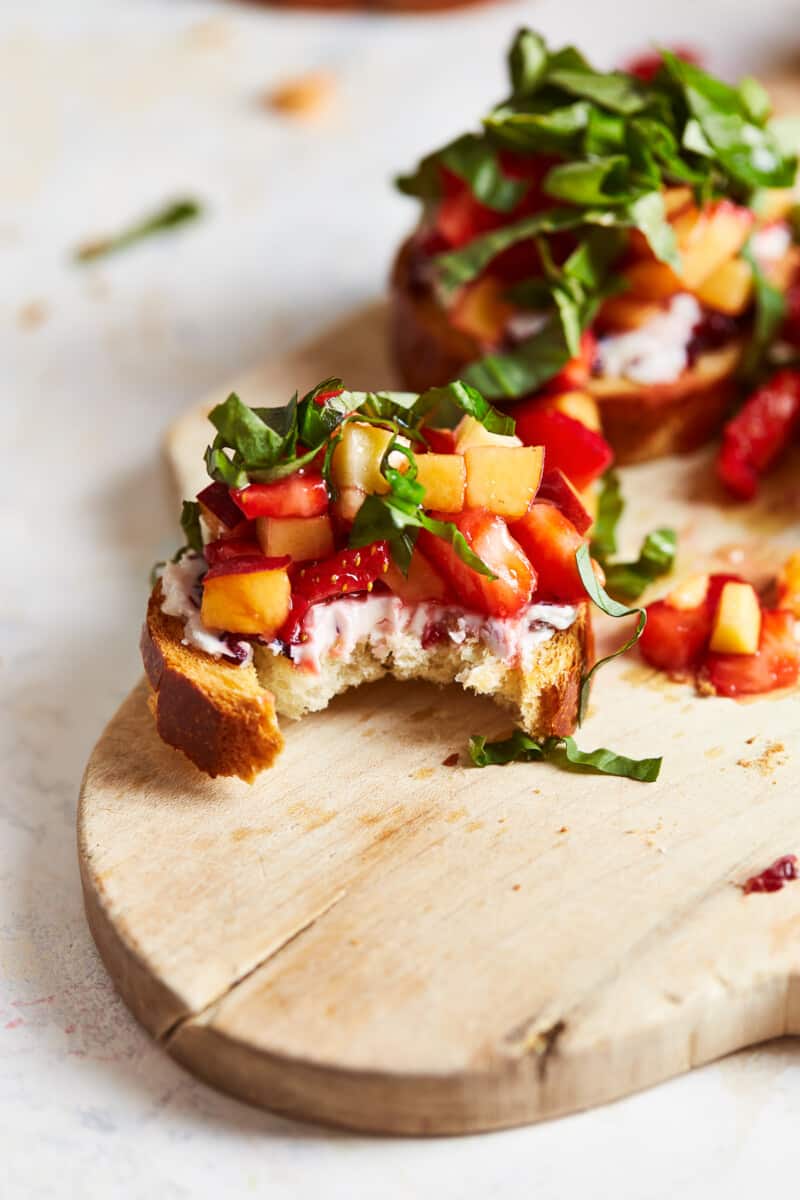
79,301,800,1134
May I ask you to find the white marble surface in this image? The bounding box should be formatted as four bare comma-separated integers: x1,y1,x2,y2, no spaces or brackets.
2,1,799,1195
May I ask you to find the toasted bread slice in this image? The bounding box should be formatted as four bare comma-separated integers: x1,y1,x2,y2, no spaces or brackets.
141,587,284,781
389,238,742,464
142,584,592,780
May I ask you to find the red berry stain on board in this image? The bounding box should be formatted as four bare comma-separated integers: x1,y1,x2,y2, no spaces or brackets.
742,855,798,895
442,752,460,767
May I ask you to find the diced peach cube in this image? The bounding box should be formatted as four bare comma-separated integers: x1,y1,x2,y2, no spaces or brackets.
464,445,544,518
666,573,710,611
709,581,762,655
201,564,291,636
453,415,521,454
414,453,465,512
777,551,800,618
256,514,334,562
624,259,683,302
545,390,602,433
672,200,754,289
450,276,515,345
695,257,753,315
332,422,394,494
332,486,366,525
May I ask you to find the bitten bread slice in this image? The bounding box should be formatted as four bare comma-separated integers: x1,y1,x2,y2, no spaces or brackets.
142,587,592,781
389,238,742,464
141,587,284,781
255,601,592,738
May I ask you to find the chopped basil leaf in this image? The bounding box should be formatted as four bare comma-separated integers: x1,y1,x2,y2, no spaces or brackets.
396,133,526,213
208,392,286,470
469,730,661,782
462,320,572,398
508,28,548,100
602,527,677,601
485,101,591,155
576,543,648,722
179,500,204,554
417,380,516,434
590,469,624,560
741,239,787,377
75,198,201,262
662,50,796,191
204,445,249,489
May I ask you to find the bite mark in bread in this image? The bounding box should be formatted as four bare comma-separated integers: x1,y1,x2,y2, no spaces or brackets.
142,585,592,780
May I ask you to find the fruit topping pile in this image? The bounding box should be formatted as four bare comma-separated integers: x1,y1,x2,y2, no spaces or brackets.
173,378,609,649
399,29,798,400
640,555,800,696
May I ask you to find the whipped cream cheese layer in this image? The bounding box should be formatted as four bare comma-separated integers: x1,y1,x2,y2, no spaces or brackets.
596,293,702,385
268,594,578,673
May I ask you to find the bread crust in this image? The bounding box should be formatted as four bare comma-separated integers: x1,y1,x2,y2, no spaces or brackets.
389,237,742,464
141,587,284,782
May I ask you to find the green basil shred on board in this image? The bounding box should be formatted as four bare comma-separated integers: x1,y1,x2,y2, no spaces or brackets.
397,29,797,399
590,470,677,601
201,379,511,579
468,544,662,783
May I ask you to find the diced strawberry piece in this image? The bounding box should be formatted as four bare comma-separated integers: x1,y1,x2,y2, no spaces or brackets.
543,330,598,392
384,549,453,604
197,482,242,530
204,554,291,581
512,404,614,491
716,370,800,500
421,427,458,455
293,541,390,604
509,501,587,603
204,536,260,566
536,468,592,535
640,573,747,673
640,599,713,673
232,472,329,519
624,45,701,82
418,509,535,617
312,387,344,406
703,609,800,697
436,169,502,249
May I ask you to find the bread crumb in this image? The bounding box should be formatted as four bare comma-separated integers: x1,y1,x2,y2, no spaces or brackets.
557,826,569,834
512,883,521,892
18,300,49,330
737,741,786,777
265,71,335,118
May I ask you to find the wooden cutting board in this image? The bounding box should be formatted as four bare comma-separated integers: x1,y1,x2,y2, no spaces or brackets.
79,302,800,1135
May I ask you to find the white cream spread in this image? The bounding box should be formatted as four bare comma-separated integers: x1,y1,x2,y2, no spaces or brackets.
596,293,702,385
264,594,578,674
751,222,792,266
159,554,254,666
